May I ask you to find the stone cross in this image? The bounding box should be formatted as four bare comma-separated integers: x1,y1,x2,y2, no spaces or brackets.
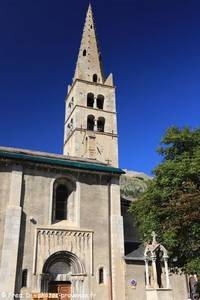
151,231,157,245
105,159,112,165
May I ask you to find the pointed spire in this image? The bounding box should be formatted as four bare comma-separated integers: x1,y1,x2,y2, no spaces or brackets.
73,4,104,84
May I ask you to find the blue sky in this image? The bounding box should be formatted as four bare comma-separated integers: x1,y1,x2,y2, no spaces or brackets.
0,0,200,175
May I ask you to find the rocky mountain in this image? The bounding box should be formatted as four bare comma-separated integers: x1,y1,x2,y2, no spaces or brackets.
120,170,151,201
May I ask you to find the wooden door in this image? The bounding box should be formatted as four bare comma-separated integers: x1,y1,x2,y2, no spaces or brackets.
58,283,71,300
32,282,71,300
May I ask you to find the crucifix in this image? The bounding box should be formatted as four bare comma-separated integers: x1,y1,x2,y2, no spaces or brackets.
105,159,112,165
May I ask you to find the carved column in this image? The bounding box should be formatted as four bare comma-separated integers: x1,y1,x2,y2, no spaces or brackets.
94,96,97,109
94,118,97,131
152,256,158,289
145,259,150,287
164,257,170,289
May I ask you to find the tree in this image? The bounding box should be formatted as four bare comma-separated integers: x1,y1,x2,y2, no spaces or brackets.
129,127,200,281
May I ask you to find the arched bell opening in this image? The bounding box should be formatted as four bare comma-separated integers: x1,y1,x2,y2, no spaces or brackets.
97,117,105,132
96,94,104,109
87,93,94,108
87,115,95,131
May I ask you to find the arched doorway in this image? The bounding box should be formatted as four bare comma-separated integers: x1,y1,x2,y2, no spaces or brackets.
41,251,85,299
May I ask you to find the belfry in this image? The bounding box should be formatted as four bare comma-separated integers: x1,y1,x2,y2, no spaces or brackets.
64,5,118,166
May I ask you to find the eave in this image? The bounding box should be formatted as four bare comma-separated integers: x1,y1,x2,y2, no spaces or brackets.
0,147,124,175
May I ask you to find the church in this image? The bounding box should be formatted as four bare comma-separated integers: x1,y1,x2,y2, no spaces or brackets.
0,4,192,300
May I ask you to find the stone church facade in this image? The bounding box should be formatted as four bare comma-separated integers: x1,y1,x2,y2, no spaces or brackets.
0,4,193,300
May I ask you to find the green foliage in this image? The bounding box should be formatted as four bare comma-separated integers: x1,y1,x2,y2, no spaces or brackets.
129,127,200,279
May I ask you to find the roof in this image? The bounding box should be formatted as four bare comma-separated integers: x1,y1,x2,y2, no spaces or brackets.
0,147,124,175
124,241,145,261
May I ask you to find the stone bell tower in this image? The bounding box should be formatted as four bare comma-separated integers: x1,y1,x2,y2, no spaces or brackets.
63,4,118,167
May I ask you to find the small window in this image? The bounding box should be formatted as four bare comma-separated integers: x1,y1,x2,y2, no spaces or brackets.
97,94,104,109
87,93,94,107
99,267,104,284
93,74,98,83
83,49,86,56
68,97,74,111
97,117,105,132
87,115,95,131
90,25,93,29
22,269,28,287
67,119,73,132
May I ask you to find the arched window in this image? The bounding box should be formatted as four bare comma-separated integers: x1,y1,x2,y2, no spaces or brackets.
52,178,74,222
97,117,105,132
87,93,94,107
22,269,28,288
87,115,95,131
93,74,98,83
55,185,68,221
97,94,104,109
83,49,86,56
99,267,104,284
